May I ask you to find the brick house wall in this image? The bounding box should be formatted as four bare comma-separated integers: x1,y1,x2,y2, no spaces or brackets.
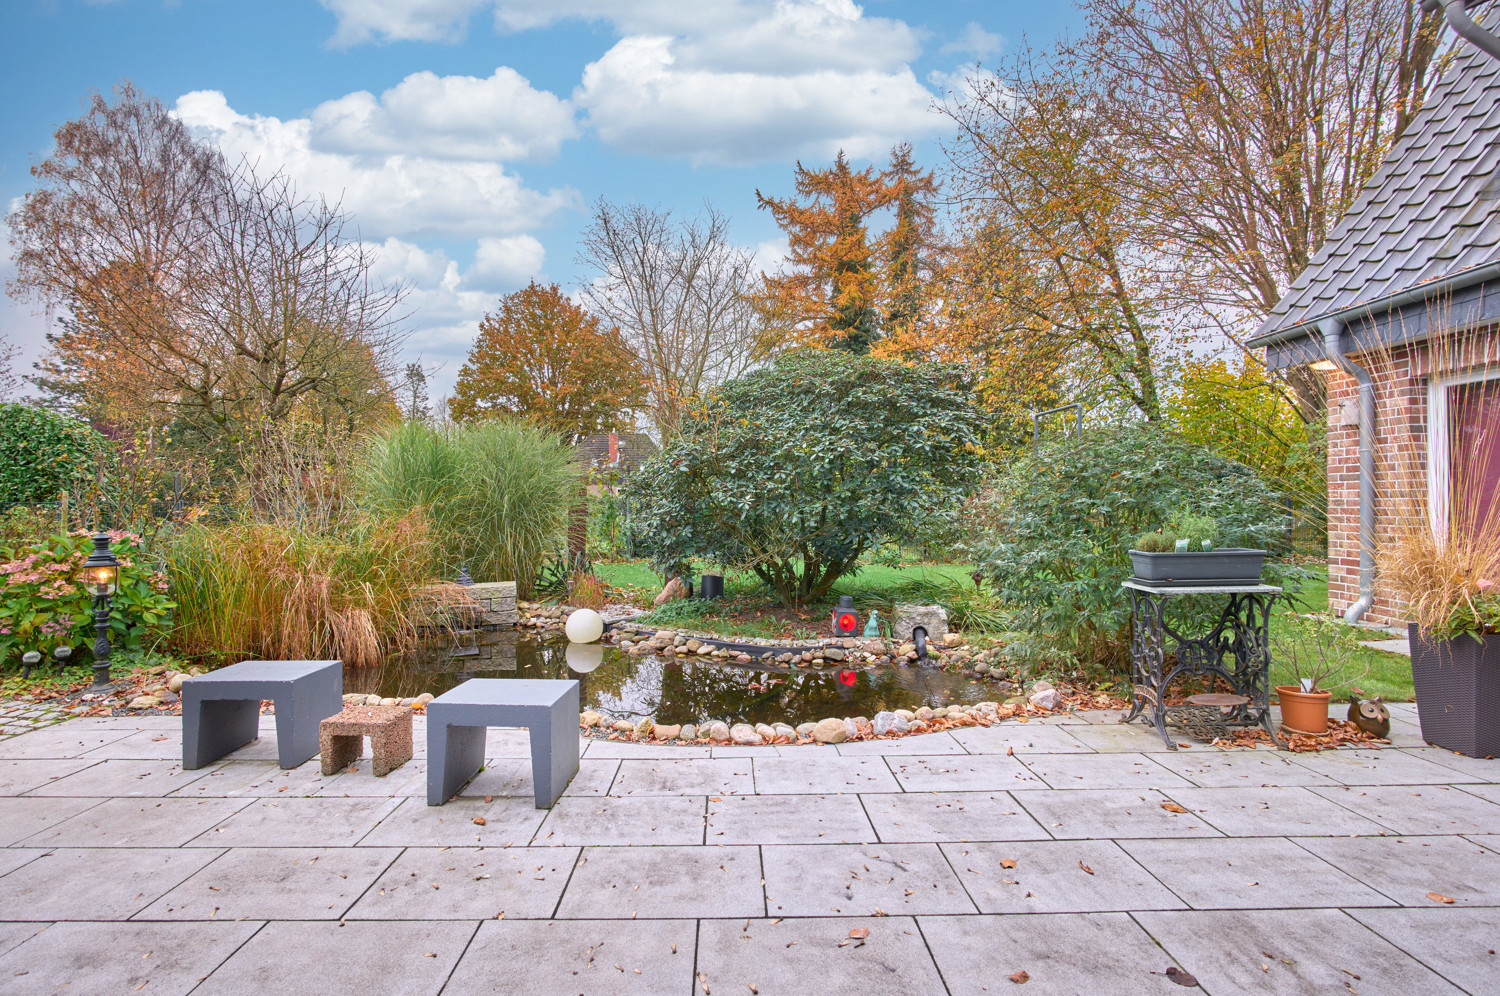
1324,327,1500,626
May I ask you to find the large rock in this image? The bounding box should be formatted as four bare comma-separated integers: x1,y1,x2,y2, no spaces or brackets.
891,604,949,643
873,711,910,736
654,724,682,740
812,718,848,744
1029,681,1062,711
707,722,731,742
795,722,818,736
579,711,603,728
731,723,763,745
754,723,778,742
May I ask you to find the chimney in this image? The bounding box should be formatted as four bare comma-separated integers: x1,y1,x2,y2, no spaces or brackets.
608,432,619,464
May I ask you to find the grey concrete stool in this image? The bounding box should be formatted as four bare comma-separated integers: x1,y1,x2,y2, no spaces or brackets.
426,678,579,808
182,660,343,770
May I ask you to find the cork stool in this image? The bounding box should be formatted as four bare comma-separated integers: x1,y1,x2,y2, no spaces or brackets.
319,705,413,777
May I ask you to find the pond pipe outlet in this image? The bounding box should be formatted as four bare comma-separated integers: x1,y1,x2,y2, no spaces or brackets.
1319,317,1376,625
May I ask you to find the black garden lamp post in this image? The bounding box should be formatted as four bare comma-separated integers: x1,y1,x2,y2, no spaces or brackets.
78,533,120,689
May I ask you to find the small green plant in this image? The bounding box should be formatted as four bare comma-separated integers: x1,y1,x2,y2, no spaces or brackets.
1275,617,1369,693
1133,530,1177,553
1173,512,1221,547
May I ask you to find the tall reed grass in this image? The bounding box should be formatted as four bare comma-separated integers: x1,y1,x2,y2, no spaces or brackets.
164,511,438,667
357,420,578,597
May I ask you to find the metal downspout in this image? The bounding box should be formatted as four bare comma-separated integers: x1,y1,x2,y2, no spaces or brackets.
1319,318,1376,624
1424,0,1500,62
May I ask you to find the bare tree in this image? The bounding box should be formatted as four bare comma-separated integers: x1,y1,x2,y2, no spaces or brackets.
7,82,406,461
1086,0,1447,320
576,199,771,437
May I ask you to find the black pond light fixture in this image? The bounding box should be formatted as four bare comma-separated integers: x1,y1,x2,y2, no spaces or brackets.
77,533,121,689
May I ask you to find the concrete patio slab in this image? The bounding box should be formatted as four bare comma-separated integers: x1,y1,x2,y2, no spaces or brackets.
24,758,215,798
761,842,976,917
584,739,712,759
192,919,474,996
558,844,764,919
0,728,135,759
920,911,1184,995
940,840,1187,914
1310,783,1500,835
18,797,243,848
167,758,338,797
0,758,97,795
1288,748,1487,785
708,793,874,844
0,796,101,846
444,918,697,995
345,845,577,920
1133,908,1464,994
187,795,403,847
1399,746,1500,780
1021,752,1193,790
1149,748,1340,787
359,796,548,847
1119,836,1394,910
135,846,400,920
79,729,184,760
946,724,1092,754
1293,835,1500,906
1162,786,1391,837
1011,789,1224,839
751,756,901,794
862,790,1050,843
695,915,945,996
0,922,45,959
1349,907,1500,994
1064,724,1208,753
884,753,1044,792
313,760,429,798
0,847,223,921
835,732,967,755
610,757,754,797
0,848,39,879
535,794,707,846
0,920,262,996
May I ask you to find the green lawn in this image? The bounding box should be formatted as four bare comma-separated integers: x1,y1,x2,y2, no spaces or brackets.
1270,567,1415,702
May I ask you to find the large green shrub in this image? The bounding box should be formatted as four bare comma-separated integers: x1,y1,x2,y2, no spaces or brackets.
0,404,102,504
629,350,984,605
0,530,174,666
968,426,1298,669
357,420,577,596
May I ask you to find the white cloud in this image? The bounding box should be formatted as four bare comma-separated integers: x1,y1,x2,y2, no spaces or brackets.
576,36,943,165
320,0,489,46
310,68,577,162
175,90,577,240
940,21,1004,58
467,235,547,289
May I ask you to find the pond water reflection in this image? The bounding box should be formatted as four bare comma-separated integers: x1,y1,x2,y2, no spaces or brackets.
346,628,991,726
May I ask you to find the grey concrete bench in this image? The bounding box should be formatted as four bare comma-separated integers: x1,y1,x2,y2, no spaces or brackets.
426,678,579,808
182,660,343,770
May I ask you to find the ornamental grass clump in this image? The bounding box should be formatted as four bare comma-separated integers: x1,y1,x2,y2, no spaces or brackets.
358,420,577,597
164,511,437,668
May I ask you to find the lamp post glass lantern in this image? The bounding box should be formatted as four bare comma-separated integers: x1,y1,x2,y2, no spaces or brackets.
78,533,120,689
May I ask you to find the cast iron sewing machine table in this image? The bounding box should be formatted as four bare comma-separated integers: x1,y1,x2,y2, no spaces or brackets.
1121,579,1283,750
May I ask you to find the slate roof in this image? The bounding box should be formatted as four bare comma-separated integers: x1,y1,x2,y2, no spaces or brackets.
1250,16,1500,346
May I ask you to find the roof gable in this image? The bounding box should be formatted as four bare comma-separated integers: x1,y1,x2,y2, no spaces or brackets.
1252,25,1500,343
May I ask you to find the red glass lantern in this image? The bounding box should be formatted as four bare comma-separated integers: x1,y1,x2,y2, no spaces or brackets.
831,595,860,637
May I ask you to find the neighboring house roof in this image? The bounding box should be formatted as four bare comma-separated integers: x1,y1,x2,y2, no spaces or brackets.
574,431,658,476
1250,16,1500,367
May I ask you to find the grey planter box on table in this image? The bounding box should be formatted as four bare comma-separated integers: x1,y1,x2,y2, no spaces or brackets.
1128,548,1266,584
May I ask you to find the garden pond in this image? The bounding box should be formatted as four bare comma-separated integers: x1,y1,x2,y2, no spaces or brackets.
345,628,994,726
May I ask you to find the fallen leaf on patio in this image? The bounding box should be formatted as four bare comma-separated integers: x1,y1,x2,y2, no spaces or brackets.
1341,968,1361,980
1161,803,1191,814
1078,861,1094,875
485,796,492,803
1427,892,1456,904
749,986,757,994
473,817,487,826
423,953,436,958
1164,966,1197,986
1008,970,1029,984
1006,746,1014,756
1000,858,1018,869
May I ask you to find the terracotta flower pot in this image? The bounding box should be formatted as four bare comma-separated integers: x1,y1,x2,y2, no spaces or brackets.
1276,685,1332,736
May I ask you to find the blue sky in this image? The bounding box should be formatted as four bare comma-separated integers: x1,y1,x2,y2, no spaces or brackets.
1,0,1085,399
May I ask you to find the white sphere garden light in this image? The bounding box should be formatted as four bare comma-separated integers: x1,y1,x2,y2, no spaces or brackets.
565,642,604,673
564,608,604,644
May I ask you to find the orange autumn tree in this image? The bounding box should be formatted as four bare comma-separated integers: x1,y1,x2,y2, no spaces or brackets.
755,145,938,354
450,281,644,443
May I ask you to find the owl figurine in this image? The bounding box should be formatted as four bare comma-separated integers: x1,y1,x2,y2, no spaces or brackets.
1347,694,1391,739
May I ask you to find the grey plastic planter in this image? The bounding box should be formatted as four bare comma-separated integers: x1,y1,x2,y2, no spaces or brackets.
1409,623,1500,758
1128,548,1267,584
